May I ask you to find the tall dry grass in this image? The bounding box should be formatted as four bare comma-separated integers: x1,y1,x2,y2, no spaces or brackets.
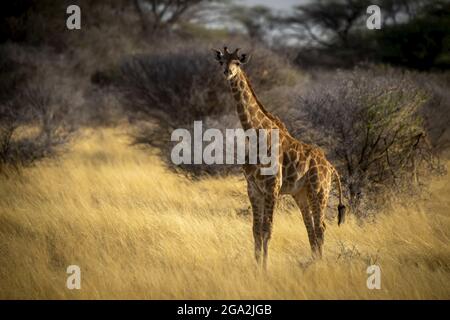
0,128,449,299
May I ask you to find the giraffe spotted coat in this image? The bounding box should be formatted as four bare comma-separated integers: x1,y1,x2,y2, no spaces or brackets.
213,47,346,268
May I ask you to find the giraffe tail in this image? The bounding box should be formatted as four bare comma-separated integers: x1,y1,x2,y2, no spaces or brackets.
332,167,346,226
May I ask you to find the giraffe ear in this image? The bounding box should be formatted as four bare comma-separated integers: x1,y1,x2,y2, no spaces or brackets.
239,53,251,64
211,49,223,63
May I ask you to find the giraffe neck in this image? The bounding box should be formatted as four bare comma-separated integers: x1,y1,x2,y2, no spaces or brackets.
228,69,272,131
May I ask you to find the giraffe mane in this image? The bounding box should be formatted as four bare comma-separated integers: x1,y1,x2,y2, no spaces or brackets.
241,72,291,136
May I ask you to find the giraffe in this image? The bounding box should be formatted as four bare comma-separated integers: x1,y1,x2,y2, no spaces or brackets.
212,47,346,268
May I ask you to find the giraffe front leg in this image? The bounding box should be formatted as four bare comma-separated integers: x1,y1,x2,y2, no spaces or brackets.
248,182,263,266
253,216,263,265
262,194,276,270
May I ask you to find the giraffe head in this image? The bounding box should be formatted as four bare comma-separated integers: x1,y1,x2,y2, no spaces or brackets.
212,46,250,80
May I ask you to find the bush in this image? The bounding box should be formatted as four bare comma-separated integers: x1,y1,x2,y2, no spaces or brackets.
284,66,445,216
413,72,450,153
0,84,73,172
116,43,301,175
0,45,75,172
118,43,298,125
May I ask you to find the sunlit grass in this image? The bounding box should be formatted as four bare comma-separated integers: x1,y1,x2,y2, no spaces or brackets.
0,128,449,299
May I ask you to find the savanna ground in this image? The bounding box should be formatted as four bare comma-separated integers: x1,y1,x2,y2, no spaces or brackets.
1,128,449,299
1,0,450,301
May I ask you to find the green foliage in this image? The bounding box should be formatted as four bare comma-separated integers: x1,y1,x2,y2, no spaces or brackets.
375,1,450,70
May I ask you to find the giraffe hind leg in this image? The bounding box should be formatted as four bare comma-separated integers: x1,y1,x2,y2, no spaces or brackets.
308,188,329,259
293,189,317,255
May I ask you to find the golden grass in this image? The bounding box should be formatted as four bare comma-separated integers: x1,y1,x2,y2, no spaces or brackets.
0,128,449,299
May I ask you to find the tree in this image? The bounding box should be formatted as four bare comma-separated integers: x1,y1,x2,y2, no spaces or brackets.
228,5,273,42
133,0,207,32
278,0,449,70
374,0,450,70
379,0,432,25
281,0,369,49
289,67,443,214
